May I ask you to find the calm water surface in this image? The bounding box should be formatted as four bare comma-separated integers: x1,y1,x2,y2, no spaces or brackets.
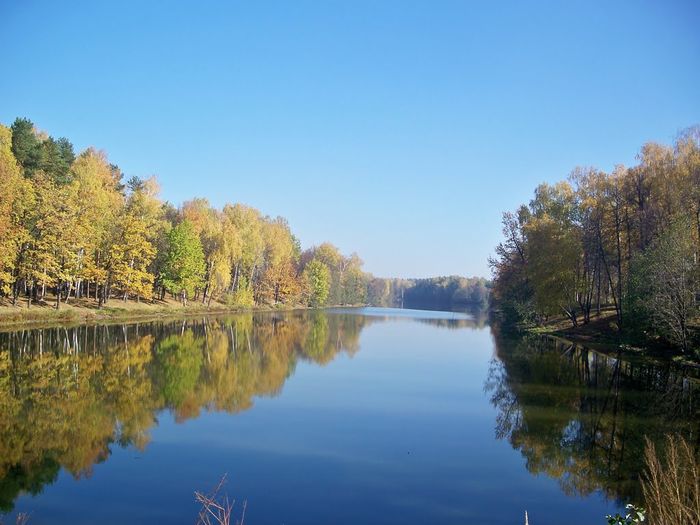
0,308,697,524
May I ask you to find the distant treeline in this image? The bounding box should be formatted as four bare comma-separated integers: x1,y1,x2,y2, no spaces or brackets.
0,118,373,309
490,127,700,356
367,276,490,309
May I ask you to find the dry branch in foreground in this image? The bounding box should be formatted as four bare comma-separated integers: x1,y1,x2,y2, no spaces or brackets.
195,474,246,525
642,434,700,525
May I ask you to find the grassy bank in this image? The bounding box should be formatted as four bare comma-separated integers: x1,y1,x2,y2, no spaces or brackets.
0,295,312,330
526,309,622,346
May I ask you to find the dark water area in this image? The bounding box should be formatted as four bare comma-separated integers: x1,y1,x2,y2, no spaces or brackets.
0,308,697,524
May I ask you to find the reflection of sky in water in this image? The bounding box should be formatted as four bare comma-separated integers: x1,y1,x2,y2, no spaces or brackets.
328,306,475,321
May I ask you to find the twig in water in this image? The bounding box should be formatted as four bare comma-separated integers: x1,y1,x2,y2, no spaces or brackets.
195,474,246,525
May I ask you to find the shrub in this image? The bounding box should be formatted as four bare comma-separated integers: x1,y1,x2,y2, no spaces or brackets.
642,434,700,525
223,288,254,309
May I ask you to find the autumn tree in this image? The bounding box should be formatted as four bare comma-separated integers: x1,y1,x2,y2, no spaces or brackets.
489,207,533,324
259,218,300,304
222,204,264,301
108,177,161,303
340,253,367,305
70,148,124,301
0,125,30,296
523,182,583,326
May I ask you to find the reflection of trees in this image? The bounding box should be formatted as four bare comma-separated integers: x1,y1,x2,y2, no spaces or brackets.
154,332,204,416
303,312,330,362
485,330,700,504
357,305,488,330
414,316,487,330
0,311,369,511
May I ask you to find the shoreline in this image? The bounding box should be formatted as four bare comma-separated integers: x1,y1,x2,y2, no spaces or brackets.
4,301,698,368
0,297,327,331
491,308,700,368
529,321,700,369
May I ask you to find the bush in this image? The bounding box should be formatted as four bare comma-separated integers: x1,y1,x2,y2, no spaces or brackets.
223,288,254,308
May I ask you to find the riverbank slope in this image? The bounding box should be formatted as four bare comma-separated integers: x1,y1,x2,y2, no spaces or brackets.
520,308,700,366
0,295,310,330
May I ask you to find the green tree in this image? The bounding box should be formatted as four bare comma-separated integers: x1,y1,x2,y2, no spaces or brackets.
10,118,43,176
181,198,229,303
41,136,75,184
160,220,206,305
303,259,330,307
154,332,204,408
628,218,698,354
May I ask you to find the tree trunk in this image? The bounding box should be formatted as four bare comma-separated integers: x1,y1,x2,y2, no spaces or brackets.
12,279,19,306
614,212,623,326
596,265,601,315
563,307,578,328
233,264,240,291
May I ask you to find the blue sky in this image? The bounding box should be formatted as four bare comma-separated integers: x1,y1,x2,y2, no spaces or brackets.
1,1,698,278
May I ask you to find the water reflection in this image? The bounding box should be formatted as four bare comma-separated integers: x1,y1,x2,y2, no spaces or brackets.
485,330,700,504
0,310,479,512
1,310,698,520
333,306,489,329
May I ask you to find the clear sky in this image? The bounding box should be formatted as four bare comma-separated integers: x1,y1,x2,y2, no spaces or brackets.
1,1,699,278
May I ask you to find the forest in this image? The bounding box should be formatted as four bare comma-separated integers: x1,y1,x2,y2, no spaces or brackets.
367,275,490,310
490,127,700,356
0,117,379,310
0,118,492,316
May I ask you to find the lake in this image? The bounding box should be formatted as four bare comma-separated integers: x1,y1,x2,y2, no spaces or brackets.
0,307,697,524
